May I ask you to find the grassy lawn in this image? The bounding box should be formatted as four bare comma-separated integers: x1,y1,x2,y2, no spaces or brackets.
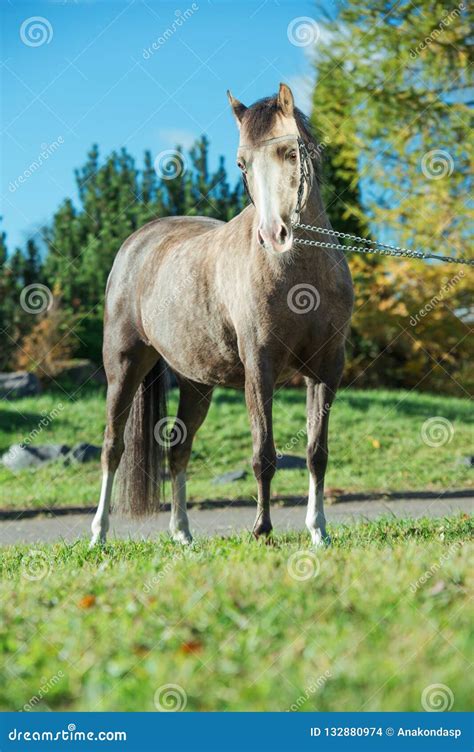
0,517,472,712
0,385,472,510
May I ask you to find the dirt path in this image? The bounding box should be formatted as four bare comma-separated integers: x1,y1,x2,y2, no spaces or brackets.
0,495,471,545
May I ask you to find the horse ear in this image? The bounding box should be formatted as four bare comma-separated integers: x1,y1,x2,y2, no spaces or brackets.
277,83,294,117
227,90,247,127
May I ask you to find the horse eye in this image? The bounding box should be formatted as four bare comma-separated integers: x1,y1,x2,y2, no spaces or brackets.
287,150,297,162
237,159,246,172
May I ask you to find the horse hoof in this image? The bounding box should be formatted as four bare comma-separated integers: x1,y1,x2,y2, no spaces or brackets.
89,535,106,549
171,530,193,546
309,529,331,548
252,522,273,539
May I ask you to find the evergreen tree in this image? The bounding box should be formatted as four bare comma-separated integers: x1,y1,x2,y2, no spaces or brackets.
23,239,43,287
0,224,40,369
0,224,16,369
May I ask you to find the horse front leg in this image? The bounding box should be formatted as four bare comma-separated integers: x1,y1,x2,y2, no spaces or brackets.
305,378,337,547
244,358,276,538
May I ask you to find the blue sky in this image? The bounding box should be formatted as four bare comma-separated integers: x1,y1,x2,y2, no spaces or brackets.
1,0,337,252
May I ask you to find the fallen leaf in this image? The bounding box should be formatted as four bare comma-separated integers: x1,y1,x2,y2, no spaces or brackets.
180,640,203,655
132,644,150,657
78,594,96,609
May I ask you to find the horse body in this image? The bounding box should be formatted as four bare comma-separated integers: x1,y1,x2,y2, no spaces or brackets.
108,208,351,389
91,84,353,548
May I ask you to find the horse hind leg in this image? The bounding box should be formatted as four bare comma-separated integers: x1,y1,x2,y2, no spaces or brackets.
168,378,213,545
90,344,159,547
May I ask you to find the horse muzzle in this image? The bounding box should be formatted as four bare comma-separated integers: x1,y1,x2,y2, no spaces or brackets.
257,221,293,254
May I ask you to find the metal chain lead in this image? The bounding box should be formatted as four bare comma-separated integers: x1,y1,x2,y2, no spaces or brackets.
293,223,474,266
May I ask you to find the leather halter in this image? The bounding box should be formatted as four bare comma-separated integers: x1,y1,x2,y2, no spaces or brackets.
238,134,314,225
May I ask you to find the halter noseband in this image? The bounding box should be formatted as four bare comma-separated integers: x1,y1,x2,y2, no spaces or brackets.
238,134,314,225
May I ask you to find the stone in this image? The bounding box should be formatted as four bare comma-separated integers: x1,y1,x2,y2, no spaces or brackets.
212,469,248,485
2,444,70,471
53,359,106,386
66,442,101,464
0,371,41,399
276,454,307,470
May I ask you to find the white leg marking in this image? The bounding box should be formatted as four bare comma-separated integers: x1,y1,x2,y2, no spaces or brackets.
305,475,330,547
90,471,114,547
170,471,192,545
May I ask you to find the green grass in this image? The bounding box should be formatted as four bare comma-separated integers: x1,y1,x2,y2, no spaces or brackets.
0,386,472,510
1,517,472,711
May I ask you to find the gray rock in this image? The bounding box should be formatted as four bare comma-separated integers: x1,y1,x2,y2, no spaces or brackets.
0,372,41,399
212,469,248,485
52,359,106,386
276,454,307,470
66,442,101,464
2,444,70,471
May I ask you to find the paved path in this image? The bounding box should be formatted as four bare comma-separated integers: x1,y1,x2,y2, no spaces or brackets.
0,496,471,545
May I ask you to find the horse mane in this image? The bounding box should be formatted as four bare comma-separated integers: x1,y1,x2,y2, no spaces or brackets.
241,95,322,178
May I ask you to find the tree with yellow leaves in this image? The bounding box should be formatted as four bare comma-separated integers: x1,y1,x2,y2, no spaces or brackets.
312,0,473,395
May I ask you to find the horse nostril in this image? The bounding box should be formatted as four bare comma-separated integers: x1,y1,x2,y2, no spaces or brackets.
257,229,265,247
278,225,288,244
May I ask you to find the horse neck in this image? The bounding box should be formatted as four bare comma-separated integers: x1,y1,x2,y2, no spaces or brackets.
299,174,330,229
292,173,351,285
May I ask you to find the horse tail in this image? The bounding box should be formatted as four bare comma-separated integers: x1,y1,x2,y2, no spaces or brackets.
115,360,168,516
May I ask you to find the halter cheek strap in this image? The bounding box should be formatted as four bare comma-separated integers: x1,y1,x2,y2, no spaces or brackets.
238,135,314,225
293,137,313,224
